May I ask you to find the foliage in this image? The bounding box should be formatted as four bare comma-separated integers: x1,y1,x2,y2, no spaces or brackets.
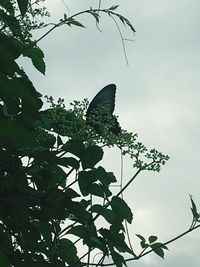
0,1,200,267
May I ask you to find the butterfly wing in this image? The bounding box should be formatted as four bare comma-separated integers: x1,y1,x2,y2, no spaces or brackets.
86,84,116,117
86,84,121,135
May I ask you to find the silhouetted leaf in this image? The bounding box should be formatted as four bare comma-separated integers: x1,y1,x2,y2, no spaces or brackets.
110,249,126,267
67,225,87,237
24,47,46,74
16,0,28,16
55,156,80,170
149,235,158,244
136,234,148,249
67,18,85,27
81,145,103,169
0,120,34,145
111,196,133,223
150,242,168,259
90,205,115,224
62,139,85,158
57,238,79,263
190,195,199,220
0,250,10,267
99,228,132,254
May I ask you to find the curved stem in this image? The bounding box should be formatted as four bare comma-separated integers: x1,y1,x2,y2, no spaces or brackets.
35,8,108,44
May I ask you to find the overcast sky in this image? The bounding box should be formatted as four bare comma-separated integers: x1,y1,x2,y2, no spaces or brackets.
26,1,200,266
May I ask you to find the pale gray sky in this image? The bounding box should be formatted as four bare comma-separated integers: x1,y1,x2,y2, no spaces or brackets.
25,1,200,266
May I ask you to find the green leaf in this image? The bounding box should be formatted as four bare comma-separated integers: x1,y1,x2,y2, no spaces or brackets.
57,135,63,147
0,120,34,145
78,170,91,196
57,238,79,263
23,47,46,74
110,249,126,267
90,205,115,224
88,183,105,197
150,242,168,259
136,234,148,249
110,196,133,223
190,195,199,220
99,228,132,254
16,0,28,16
55,156,80,170
62,139,85,158
0,43,20,74
47,164,67,189
109,5,119,11
67,225,87,237
81,145,103,169
0,250,10,267
96,167,117,186
67,201,91,222
67,18,85,28
0,75,42,117
149,235,158,244
35,222,52,244
89,11,100,23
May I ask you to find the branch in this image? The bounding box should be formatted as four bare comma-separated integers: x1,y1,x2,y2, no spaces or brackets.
35,7,135,44
84,223,200,266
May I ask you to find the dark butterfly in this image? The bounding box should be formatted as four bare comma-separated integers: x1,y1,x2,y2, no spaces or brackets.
86,84,121,135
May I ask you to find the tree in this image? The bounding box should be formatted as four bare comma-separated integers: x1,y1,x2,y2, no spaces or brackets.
0,1,200,267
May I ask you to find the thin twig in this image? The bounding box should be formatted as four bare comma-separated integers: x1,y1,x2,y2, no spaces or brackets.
109,14,129,65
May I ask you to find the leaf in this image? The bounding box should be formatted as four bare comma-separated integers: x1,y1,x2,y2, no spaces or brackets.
88,183,105,197
89,11,100,23
68,19,85,28
66,18,85,28
150,242,168,259
55,156,80,170
67,225,87,237
57,135,63,147
57,238,79,263
35,222,52,244
190,195,199,220
81,145,103,169
67,201,91,222
16,0,28,16
110,249,126,267
0,75,42,117
95,166,117,186
0,120,34,145
136,234,148,249
99,229,132,254
78,171,91,196
0,250,10,267
0,43,20,74
149,235,158,244
47,164,67,189
109,5,119,11
90,205,115,224
62,139,85,158
110,196,133,223
23,47,46,74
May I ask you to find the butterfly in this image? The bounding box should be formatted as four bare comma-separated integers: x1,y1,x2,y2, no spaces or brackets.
86,84,121,135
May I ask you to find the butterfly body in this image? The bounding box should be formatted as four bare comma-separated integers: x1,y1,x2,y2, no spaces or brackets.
86,84,121,135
